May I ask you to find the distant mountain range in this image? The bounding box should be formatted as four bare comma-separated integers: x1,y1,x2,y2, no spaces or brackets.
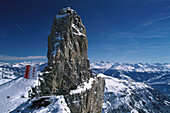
0,62,47,85
0,61,169,97
91,61,170,72
91,61,170,98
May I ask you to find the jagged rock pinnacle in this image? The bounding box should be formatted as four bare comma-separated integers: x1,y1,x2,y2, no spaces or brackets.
43,7,92,94
48,7,87,66
40,7,105,113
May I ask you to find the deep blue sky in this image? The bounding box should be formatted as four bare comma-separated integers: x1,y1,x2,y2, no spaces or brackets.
0,0,170,63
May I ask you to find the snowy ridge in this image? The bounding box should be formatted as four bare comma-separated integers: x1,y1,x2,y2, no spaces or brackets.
91,61,170,72
91,61,114,69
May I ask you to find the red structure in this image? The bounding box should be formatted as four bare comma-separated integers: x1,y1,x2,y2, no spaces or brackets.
24,65,31,79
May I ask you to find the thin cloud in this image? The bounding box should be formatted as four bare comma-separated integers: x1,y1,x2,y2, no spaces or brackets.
109,32,166,39
96,42,170,50
0,55,47,60
143,16,170,27
161,56,170,59
109,32,135,38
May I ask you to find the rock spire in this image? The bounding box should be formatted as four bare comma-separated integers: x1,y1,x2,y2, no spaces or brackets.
40,7,105,113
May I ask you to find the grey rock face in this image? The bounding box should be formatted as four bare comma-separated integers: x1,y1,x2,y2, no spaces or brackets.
65,77,105,113
40,7,105,113
41,7,92,95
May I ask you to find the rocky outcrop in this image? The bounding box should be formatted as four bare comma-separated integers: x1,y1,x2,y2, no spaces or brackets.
65,77,105,113
40,7,105,113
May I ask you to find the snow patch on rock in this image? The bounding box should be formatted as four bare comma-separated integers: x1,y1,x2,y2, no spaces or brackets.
70,77,95,95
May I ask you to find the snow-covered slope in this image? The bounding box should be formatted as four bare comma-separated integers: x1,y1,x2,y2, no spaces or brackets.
0,75,70,113
11,96,70,113
0,76,38,113
0,62,50,112
99,74,170,113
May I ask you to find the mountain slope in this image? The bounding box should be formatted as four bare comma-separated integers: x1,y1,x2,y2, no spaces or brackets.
0,76,38,113
0,75,70,113
99,74,170,113
11,96,70,113
145,73,170,97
